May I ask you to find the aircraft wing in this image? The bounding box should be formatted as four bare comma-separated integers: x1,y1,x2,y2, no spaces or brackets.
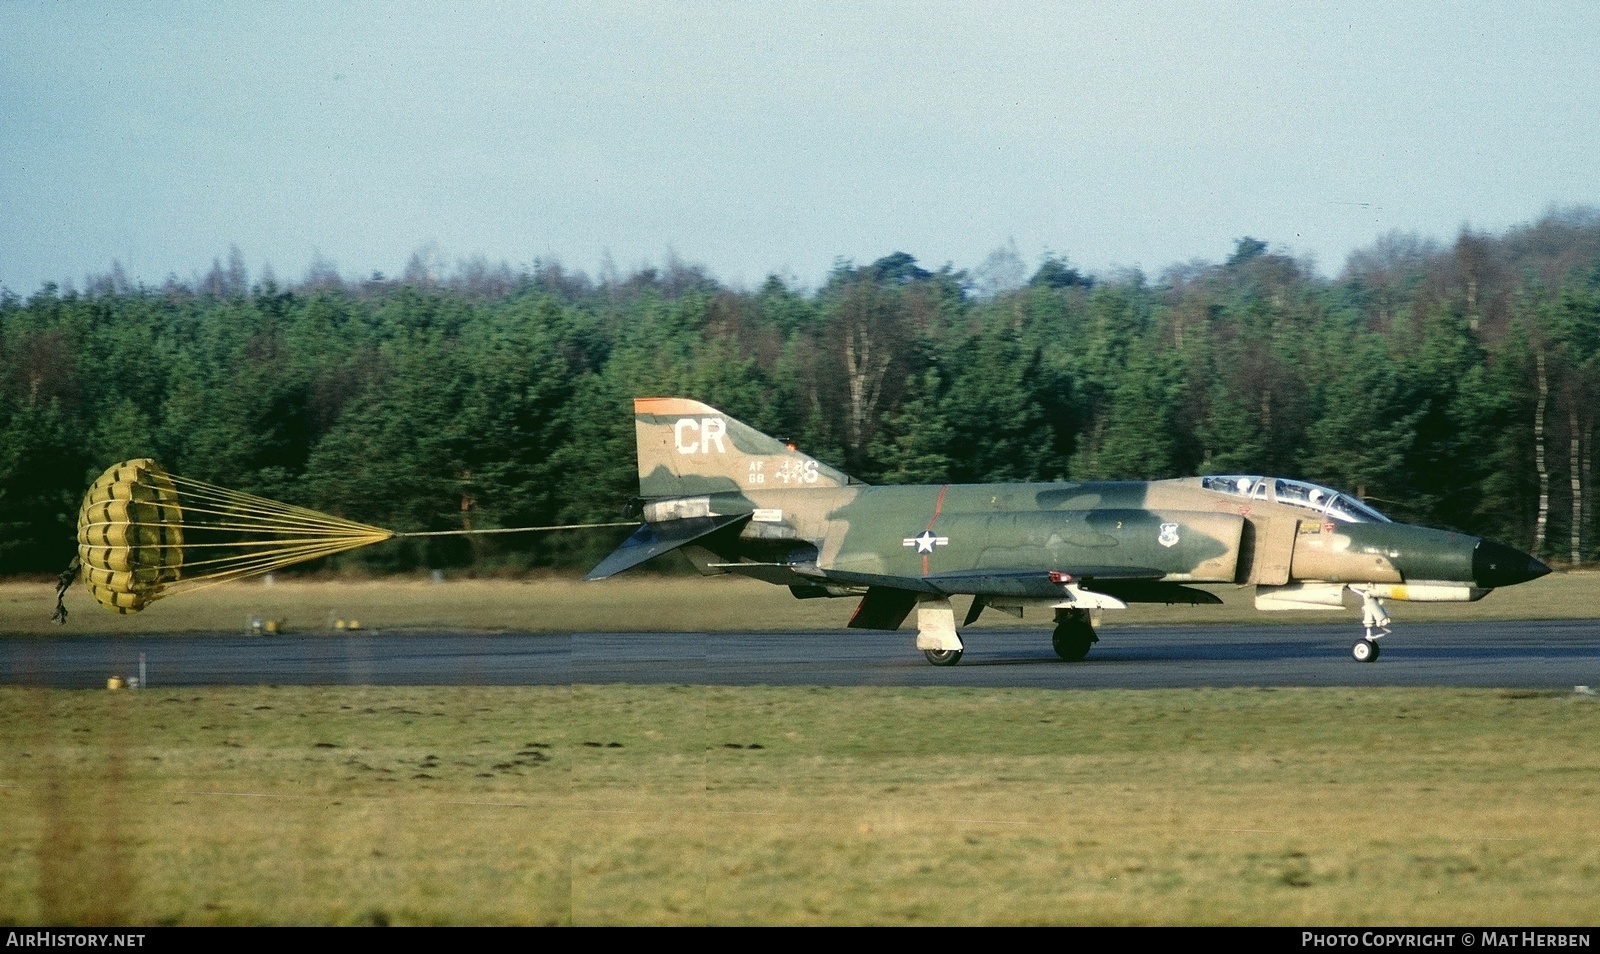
930,567,1223,605
821,565,1166,598
922,566,1165,598
836,566,1223,631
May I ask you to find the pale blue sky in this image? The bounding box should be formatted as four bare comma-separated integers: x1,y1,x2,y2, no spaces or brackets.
3,1,1597,294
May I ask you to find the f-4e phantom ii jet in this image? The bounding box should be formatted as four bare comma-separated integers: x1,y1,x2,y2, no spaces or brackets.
586,398,1551,665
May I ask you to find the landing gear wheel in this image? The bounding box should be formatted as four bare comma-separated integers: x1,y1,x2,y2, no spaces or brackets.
924,648,963,667
1051,609,1098,662
1352,639,1380,663
1052,628,1094,662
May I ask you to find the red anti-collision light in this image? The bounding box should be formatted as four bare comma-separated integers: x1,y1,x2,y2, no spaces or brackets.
1049,571,1073,584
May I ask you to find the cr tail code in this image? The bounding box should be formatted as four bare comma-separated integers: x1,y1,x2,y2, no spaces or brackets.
674,417,727,455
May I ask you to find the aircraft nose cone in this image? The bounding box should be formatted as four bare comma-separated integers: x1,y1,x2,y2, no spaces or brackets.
1473,540,1552,588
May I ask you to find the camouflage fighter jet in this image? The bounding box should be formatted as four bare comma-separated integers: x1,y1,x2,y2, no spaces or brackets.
586,398,1551,666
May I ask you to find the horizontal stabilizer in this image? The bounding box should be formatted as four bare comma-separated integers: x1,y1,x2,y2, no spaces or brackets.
583,513,751,581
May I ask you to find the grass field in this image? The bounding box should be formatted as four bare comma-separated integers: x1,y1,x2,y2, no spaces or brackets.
2,567,1593,637
3,684,1600,926
3,571,1598,925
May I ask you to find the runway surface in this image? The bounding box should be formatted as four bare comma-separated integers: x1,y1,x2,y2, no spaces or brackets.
4,619,1599,689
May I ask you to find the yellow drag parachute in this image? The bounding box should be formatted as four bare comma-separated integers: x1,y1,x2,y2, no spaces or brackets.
75,458,393,613
77,459,185,612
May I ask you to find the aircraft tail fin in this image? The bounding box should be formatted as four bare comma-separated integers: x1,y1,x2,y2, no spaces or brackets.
633,397,856,499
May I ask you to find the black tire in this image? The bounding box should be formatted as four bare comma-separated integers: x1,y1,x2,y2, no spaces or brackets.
1352,639,1380,662
923,648,963,666
1052,622,1095,661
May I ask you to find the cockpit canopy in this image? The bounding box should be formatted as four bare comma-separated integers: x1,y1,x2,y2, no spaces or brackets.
1200,475,1392,524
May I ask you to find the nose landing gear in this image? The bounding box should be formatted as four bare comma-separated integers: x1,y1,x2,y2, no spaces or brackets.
1351,590,1390,663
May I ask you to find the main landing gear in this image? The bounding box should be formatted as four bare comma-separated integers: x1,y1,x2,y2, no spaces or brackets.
1052,608,1098,662
1351,590,1391,663
916,598,965,666
914,601,1102,667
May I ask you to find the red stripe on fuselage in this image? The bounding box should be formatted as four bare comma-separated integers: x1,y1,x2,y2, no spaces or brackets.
926,484,950,531
922,484,950,576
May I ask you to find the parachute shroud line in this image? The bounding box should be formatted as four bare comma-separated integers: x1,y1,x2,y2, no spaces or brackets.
73,458,630,615
76,459,392,613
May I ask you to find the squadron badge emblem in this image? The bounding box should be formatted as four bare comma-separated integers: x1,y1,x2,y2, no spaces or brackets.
1158,522,1181,548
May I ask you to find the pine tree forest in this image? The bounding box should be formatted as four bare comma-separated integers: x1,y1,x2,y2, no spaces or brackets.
5,210,1600,576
